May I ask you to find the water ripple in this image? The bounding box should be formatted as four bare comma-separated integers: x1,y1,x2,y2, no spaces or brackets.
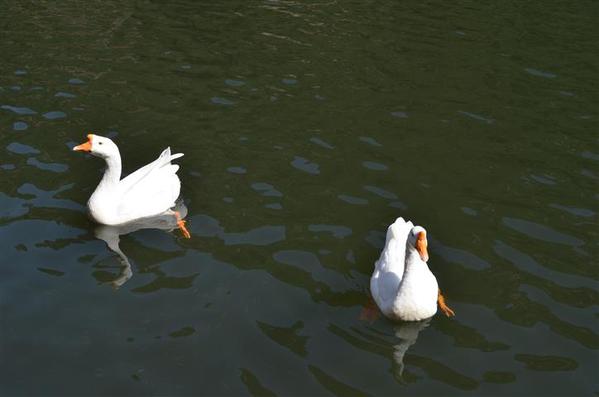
461,207,478,216
502,217,584,246
189,214,285,246
42,111,67,120
12,121,28,131
224,226,285,246
458,110,494,124
529,174,557,185
211,96,235,106
251,182,282,197
227,166,247,174
524,68,557,79
55,92,76,98
7,142,40,155
549,204,595,218
291,156,319,175
27,158,69,173
359,136,382,147
337,194,368,205
514,354,577,371
362,161,388,171
1,105,37,115
431,238,491,270
363,185,397,200
310,137,334,149
225,79,245,87
308,224,352,239
493,240,595,289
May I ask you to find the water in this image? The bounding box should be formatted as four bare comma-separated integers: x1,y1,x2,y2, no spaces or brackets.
1,1,597,395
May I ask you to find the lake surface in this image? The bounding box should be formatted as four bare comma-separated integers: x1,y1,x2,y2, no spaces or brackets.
1,1,597,395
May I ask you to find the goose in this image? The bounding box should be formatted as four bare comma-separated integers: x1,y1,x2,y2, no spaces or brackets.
73,134,190,238
370,217,454,321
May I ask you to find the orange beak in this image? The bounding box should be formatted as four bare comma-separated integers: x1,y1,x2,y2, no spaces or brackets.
416,231,429,262
73,134,93,152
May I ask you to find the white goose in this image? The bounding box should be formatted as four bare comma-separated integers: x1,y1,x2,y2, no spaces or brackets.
73,134,190,238
370,217,454,321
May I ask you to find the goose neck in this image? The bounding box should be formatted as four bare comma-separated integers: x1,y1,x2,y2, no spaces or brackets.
98,152,122,188
403,245,422,273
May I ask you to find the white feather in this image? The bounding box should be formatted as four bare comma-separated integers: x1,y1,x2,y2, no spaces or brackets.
370,217,439,321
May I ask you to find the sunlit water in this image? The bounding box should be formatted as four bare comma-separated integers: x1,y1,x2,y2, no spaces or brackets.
1,1,597,396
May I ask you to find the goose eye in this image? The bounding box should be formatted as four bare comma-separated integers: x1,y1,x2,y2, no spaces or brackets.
99,142,103,145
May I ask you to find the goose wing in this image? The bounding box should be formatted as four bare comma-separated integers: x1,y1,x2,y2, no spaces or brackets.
117,165,181,220
119,147,183,193
378,217,413,273
371,217,414,310
116,147,183,220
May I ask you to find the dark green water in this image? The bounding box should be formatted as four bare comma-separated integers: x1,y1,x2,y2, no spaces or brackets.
1,1,598,395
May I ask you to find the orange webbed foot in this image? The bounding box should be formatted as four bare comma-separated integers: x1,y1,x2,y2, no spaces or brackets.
359,297,381,323
438,289,455,317
174,211,191,239
178,219,191,239
440,303,455,317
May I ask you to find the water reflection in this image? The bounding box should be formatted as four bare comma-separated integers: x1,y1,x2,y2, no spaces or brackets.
94,202,188,288
359,299,433,382
392,319,431,381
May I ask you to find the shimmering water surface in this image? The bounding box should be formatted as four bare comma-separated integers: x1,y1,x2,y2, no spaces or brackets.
1,1,598,396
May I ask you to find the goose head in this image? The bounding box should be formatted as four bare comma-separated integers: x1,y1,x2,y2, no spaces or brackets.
407,226,429,262
73,134,119,159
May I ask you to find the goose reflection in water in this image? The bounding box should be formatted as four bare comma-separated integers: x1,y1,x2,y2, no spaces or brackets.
391,319,431,381
94,202,188,288
360,300,430,382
